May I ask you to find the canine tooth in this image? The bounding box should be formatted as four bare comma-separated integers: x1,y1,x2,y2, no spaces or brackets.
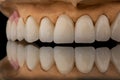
54,14,74,43
111,45,120,72
54,47,74,74
17,18,25,41
96,47,111,73
39,47,54,71
75,15,95,43
75,47,95,73
111,13,120,42
26,45,39,70
6,20,12,40
11,21,17,41
25,16,39,43
39,17,54,42
95,15,110,41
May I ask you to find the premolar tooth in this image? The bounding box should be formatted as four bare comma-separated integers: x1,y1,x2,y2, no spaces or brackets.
96,47,111,73
111,13,120,42
39,47,54,71
75,15,95,43
75,47,95,73
17,18,25,41
11,20,17,41
26,45,39,70
54,14,74,43
6,20,12,40
25,16,39,43
95,15,110,41
54,47,74,74
111,45,120,72
39,17,54,42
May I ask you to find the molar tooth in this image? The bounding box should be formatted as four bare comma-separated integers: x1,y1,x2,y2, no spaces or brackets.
39,17,54,42
11,20,17,41
54,47,74,74
54,14,74,43
75,47,95,73
17,18,25,41
39,47,54,71
26,45,39,70
75,15,95,43
95,15,110,41
95,47,111,73
25,16,39,43
111,13,120,42
6,20,12,40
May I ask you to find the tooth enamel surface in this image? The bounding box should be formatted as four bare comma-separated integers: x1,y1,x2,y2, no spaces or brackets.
75,15,95,43
95,47,111,73
95,15,110,41
17,18,25,41
11,21,17,41
54,47,74,74
39,17,54,42
26,45,39,70
25,16,39,43
75,47,95,73
39,47,54,71
7,41,12,60
111,45,120,72
111,13,120,42
54,14,74,43
6,20,12,40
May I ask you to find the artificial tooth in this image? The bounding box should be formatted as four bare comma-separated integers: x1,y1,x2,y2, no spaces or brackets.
111,13,120,42
111,45,120,72
95,15,110,41
11,20,17,41
17,18,25,41
39,47,54,71
75,47,95,73
6,20,12,40
75,15,95,43
25,16,39,43
54,47,74,74
95,47,111,73
26,45,39,70
39,17,54,42
54,14,74,43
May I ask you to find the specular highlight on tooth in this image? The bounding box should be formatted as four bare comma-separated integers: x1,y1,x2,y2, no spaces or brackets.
54,47,74,74
6,20,12,40
75,15,95,43
75,47,95,73
54,14,74,43
11,20,17,41
39,17,54,42
25,16,39,43
95,15,110,41
95,47,111,73
39,47,54,71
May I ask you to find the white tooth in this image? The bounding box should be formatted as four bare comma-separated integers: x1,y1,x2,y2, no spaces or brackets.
39,17,54,42
17,44,25,67
6,20,12,40
111,45,120,72
39,47,54,71
17,18,25,41
11,21,17,41
7,41,12,60
111,13,120,42
25,16,39,43
75,47,95,73
26,45,39,70
54,14,74,43
95,47,111,73
54,47,74,74
75,15,95,43
95,15,110,41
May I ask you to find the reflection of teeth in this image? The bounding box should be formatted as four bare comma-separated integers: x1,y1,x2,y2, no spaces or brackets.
54,15,74,43
17,18,25,41
6,20,12,40
54,47,74,74
95,15,110,41
11,21,17,41
25,16,39,43
39,47,54,71
39,17,54,42
111,13,120,42
75,47,95,73
75,15,95,43
26,45,39,70
111,45,120,72
95,47,111,73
